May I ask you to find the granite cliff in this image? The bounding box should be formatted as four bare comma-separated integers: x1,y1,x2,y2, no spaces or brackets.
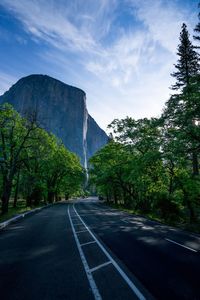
0,74,108,167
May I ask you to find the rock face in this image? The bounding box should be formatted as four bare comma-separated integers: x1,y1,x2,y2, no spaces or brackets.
0,74,108,166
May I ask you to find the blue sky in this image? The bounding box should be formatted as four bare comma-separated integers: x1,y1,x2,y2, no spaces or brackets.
0,0,198,131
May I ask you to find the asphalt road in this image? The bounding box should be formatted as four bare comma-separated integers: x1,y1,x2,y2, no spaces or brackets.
0,198,200,300
0,203,95,300
75,198,200,300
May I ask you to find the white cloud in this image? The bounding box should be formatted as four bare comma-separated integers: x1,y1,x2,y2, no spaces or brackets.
1,0,97,53
0,0,197,130
85,30,152,90
0,0,118,54
127,0,195,52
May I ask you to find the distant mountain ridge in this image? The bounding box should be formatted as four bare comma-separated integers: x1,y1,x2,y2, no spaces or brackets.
0,74,108,166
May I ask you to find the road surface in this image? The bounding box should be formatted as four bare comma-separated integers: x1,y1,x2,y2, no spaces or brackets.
0,198,200,299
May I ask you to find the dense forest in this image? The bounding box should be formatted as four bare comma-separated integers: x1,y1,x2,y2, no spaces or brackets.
0,103,84,215
89,9,200,229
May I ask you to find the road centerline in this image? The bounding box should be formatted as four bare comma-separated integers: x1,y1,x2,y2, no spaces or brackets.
73,203,146,300
68,205,102,300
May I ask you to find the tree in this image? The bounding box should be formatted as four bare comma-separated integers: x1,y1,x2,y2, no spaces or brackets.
91,118,169,212
21,132,84,205
165,23,200,176
21,128,54,206
108,118,168,211
89,21,200,226
0,103,40,214
0,104,84,214
171,23,199,90
194,2,200,43
161,23,200,221
108,117,161,153
162,82,200,220
42,139,83,203
90,141,132,205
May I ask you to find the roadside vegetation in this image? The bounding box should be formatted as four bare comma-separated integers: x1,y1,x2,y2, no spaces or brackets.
89,7,200,232
0,103,84,219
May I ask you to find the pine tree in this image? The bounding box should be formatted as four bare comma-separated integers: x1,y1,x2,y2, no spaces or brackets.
171,23,199,90
194,2,200,43
165,24,200,176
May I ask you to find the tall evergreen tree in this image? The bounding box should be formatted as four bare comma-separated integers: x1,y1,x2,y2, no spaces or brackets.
164,23,200,177
194,2,200,43
171,23,199,90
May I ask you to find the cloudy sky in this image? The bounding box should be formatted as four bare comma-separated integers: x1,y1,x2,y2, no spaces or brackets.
0,0,198,131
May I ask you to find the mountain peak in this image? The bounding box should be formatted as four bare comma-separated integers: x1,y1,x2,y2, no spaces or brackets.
0,74,108,165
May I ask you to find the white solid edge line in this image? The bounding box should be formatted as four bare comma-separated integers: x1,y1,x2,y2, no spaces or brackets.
73,204,146,300
90,261,112,273
165,238,197,252
68,206,102,300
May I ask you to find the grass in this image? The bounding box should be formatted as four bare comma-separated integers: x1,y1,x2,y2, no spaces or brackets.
106,202,200,235
0,199,45,223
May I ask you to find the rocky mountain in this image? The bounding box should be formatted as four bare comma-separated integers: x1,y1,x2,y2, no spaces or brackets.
0,74,108,167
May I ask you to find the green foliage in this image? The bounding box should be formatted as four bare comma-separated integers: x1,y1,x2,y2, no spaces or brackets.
90,118,167,212
171,23,199,90
90,23,200,225
194,2,200,43
153,192,182,222
90,110,200,225
0,103,84,214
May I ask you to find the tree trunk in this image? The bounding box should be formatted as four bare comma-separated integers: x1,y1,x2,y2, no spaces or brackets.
26,194,33,207
47,191,55,203
192,151,199,176
55,192,59,202
169,176,173,195
33,189,41,206
26,190,40,207
184,192,196,223
65,194,69,200
106,193,110,202
168,162,175,195
1,180,12,214
187,200,196,223
1,198,9,214
13,169,20,208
